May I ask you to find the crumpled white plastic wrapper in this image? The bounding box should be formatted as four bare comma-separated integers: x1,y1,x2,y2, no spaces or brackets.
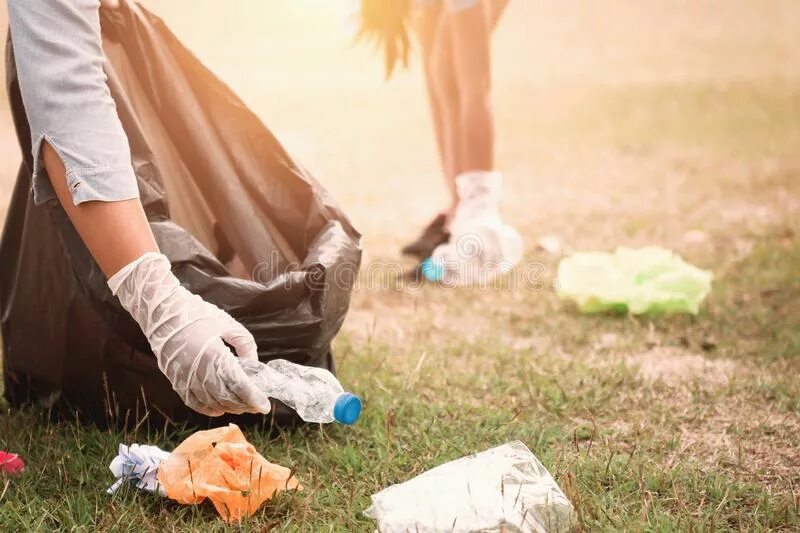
107,443,170,496
365,441,575,533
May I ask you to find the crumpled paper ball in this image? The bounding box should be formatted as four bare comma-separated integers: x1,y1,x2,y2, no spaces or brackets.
556,247,713,315
157,424,301,523
107,443,170,495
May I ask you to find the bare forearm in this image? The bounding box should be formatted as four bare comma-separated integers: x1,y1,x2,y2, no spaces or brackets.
451,2,494,172
43,142,158,277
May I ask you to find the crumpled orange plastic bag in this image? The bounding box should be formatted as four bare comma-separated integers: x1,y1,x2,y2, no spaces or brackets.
157,424,301,522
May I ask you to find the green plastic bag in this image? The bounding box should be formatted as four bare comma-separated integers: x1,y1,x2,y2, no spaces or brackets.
555,247,713,315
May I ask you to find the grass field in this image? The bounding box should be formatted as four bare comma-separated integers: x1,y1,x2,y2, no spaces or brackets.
1,1,799,530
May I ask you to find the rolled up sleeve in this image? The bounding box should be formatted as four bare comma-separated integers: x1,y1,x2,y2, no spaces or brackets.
7,0,139,206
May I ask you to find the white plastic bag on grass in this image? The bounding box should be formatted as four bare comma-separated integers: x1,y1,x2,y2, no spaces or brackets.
365,441,575,532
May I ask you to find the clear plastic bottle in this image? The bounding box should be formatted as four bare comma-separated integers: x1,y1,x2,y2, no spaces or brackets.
239,359,362,424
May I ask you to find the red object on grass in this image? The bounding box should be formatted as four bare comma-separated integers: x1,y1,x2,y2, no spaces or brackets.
0,450,25,474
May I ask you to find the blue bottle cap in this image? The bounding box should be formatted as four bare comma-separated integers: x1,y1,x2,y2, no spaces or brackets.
421,257,445,282
333,393,362,425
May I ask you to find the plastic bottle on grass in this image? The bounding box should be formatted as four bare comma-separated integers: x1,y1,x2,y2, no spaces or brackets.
239,359,362,424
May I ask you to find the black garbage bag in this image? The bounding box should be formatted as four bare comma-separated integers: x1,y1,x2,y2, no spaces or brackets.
0,1,361,428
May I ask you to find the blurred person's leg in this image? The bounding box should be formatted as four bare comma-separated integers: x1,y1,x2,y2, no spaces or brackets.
402,2,458,259
42,142,158,277
403,0,509,260
422,0,508,210
449,0,495,175
416,2,447,189
429,15,463,219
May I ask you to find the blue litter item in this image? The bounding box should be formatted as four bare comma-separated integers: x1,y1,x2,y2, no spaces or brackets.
333,393,362,425
421,257,446,282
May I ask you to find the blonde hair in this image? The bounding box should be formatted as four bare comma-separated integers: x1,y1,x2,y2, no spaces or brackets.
356,0,413,78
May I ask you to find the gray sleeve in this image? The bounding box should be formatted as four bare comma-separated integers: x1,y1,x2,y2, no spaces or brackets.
7,0,139,205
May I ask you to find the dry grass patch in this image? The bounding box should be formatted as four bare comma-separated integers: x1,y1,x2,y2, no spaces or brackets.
672,395,800,495
627,346,736,389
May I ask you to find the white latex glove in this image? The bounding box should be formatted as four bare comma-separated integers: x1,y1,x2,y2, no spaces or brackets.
451,171,503,229
427,172,523,286
448,171,522,266
108,253,271,417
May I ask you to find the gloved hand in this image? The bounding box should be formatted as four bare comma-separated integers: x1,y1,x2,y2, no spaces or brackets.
426,171,523,286
108,252,271,417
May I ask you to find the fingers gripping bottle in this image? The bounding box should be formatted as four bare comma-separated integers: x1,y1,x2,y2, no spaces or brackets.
239,359,362,424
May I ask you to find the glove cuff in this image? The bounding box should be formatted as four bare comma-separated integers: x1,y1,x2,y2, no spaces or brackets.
107,252,169,295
